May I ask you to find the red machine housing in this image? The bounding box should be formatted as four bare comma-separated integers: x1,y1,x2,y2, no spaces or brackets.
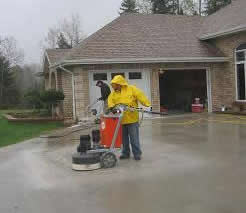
100,115,122,148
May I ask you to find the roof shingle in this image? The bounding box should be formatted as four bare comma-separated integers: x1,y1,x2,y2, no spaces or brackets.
199,0,246,39
63,14,224,62
46,49,71,65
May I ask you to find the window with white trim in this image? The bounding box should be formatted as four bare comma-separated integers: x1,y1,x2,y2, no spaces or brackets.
111,73,125,79
129,72,142,79
93,73,107,81
236,43,246,100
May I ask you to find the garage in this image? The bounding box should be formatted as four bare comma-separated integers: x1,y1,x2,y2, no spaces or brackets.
159,69,210,113
89,69,151,112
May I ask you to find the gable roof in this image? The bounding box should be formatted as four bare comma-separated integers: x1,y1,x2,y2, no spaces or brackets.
200,0,246,40
57,14,225,66
45,48,71,66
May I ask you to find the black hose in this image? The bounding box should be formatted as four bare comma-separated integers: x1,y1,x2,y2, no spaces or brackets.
142,110,168,116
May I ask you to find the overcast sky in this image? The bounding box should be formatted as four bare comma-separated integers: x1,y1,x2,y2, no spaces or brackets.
0,0,122,64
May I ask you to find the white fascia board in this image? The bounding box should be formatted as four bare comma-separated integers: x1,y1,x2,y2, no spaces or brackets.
42,51,51,73
50,57,229,68
45,51,51,64
200,25,246,40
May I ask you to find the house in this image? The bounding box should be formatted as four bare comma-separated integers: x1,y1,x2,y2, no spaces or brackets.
43,0,246,122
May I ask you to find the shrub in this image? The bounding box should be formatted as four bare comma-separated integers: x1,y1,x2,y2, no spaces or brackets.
40,89,65,118
40,89,65,105
24,89,43,110
0,104,13,110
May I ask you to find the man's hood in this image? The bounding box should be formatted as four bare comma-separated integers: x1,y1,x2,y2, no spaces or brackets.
111,75,128,86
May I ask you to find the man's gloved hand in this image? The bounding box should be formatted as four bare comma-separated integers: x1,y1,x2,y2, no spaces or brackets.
109,107,118,114
97,97,103,101
112,108,120,114
146,106,152,112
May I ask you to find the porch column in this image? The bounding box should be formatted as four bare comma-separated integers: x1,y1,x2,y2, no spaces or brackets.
48,68,57,89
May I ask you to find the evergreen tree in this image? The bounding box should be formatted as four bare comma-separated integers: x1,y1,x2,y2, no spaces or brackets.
180,0,199,16
57,33,72,49
119,0,139,14
151,0,179,14
136,0,152,14
204,0,231,15
0,56,18,104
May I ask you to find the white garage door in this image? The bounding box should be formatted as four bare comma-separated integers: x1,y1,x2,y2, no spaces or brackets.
88,69,151,113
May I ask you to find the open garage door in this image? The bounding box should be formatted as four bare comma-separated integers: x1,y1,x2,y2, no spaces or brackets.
159,69,209,113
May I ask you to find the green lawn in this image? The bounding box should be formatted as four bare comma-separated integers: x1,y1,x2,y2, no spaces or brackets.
0,110,64,148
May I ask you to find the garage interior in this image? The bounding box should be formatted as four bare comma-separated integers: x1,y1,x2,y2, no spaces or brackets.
159,69,207,113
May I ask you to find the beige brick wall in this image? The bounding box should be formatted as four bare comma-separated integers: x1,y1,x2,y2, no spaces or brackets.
60,52,246,119
211,31,246,110
57,71,63,91
210,63,226,111
151,68,160,112
73,67,89,119
60,62,227,118
61,71,73,119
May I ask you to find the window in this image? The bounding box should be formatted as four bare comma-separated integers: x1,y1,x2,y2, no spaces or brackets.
129,72,142,80
237,43,246,51
93,73,107,81
236,51,245,62
237,64,245,100
111,73,125,79
235,43,246,100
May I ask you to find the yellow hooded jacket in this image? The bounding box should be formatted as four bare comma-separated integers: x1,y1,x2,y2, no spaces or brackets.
108,75,151,125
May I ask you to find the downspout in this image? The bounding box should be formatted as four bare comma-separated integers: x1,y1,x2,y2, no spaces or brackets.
58,66,76,121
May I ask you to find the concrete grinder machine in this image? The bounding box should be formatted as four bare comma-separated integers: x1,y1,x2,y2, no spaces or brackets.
72,104,167,171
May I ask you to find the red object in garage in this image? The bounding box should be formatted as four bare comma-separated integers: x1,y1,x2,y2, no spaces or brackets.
192,104,204,113
100,115,122,148
160,106,168,113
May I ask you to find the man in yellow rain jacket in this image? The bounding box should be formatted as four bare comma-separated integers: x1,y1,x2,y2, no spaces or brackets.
108,75,151,160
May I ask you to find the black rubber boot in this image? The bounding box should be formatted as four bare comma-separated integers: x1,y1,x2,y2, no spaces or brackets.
134,155,141,161
119,154,130,160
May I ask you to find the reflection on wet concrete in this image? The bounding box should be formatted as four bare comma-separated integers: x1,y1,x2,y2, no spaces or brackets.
1,114,246,213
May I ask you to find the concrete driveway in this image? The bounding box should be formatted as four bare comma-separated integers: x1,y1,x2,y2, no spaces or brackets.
1,114,246,213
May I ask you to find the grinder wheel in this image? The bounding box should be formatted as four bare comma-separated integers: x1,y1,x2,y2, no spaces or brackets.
72,152,101,171
100,152,117,168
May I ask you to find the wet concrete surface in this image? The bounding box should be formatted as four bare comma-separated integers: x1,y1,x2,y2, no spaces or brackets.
1,114,246,213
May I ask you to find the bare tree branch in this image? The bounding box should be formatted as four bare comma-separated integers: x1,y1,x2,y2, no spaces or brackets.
0,36,24,66
42,13,85,49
